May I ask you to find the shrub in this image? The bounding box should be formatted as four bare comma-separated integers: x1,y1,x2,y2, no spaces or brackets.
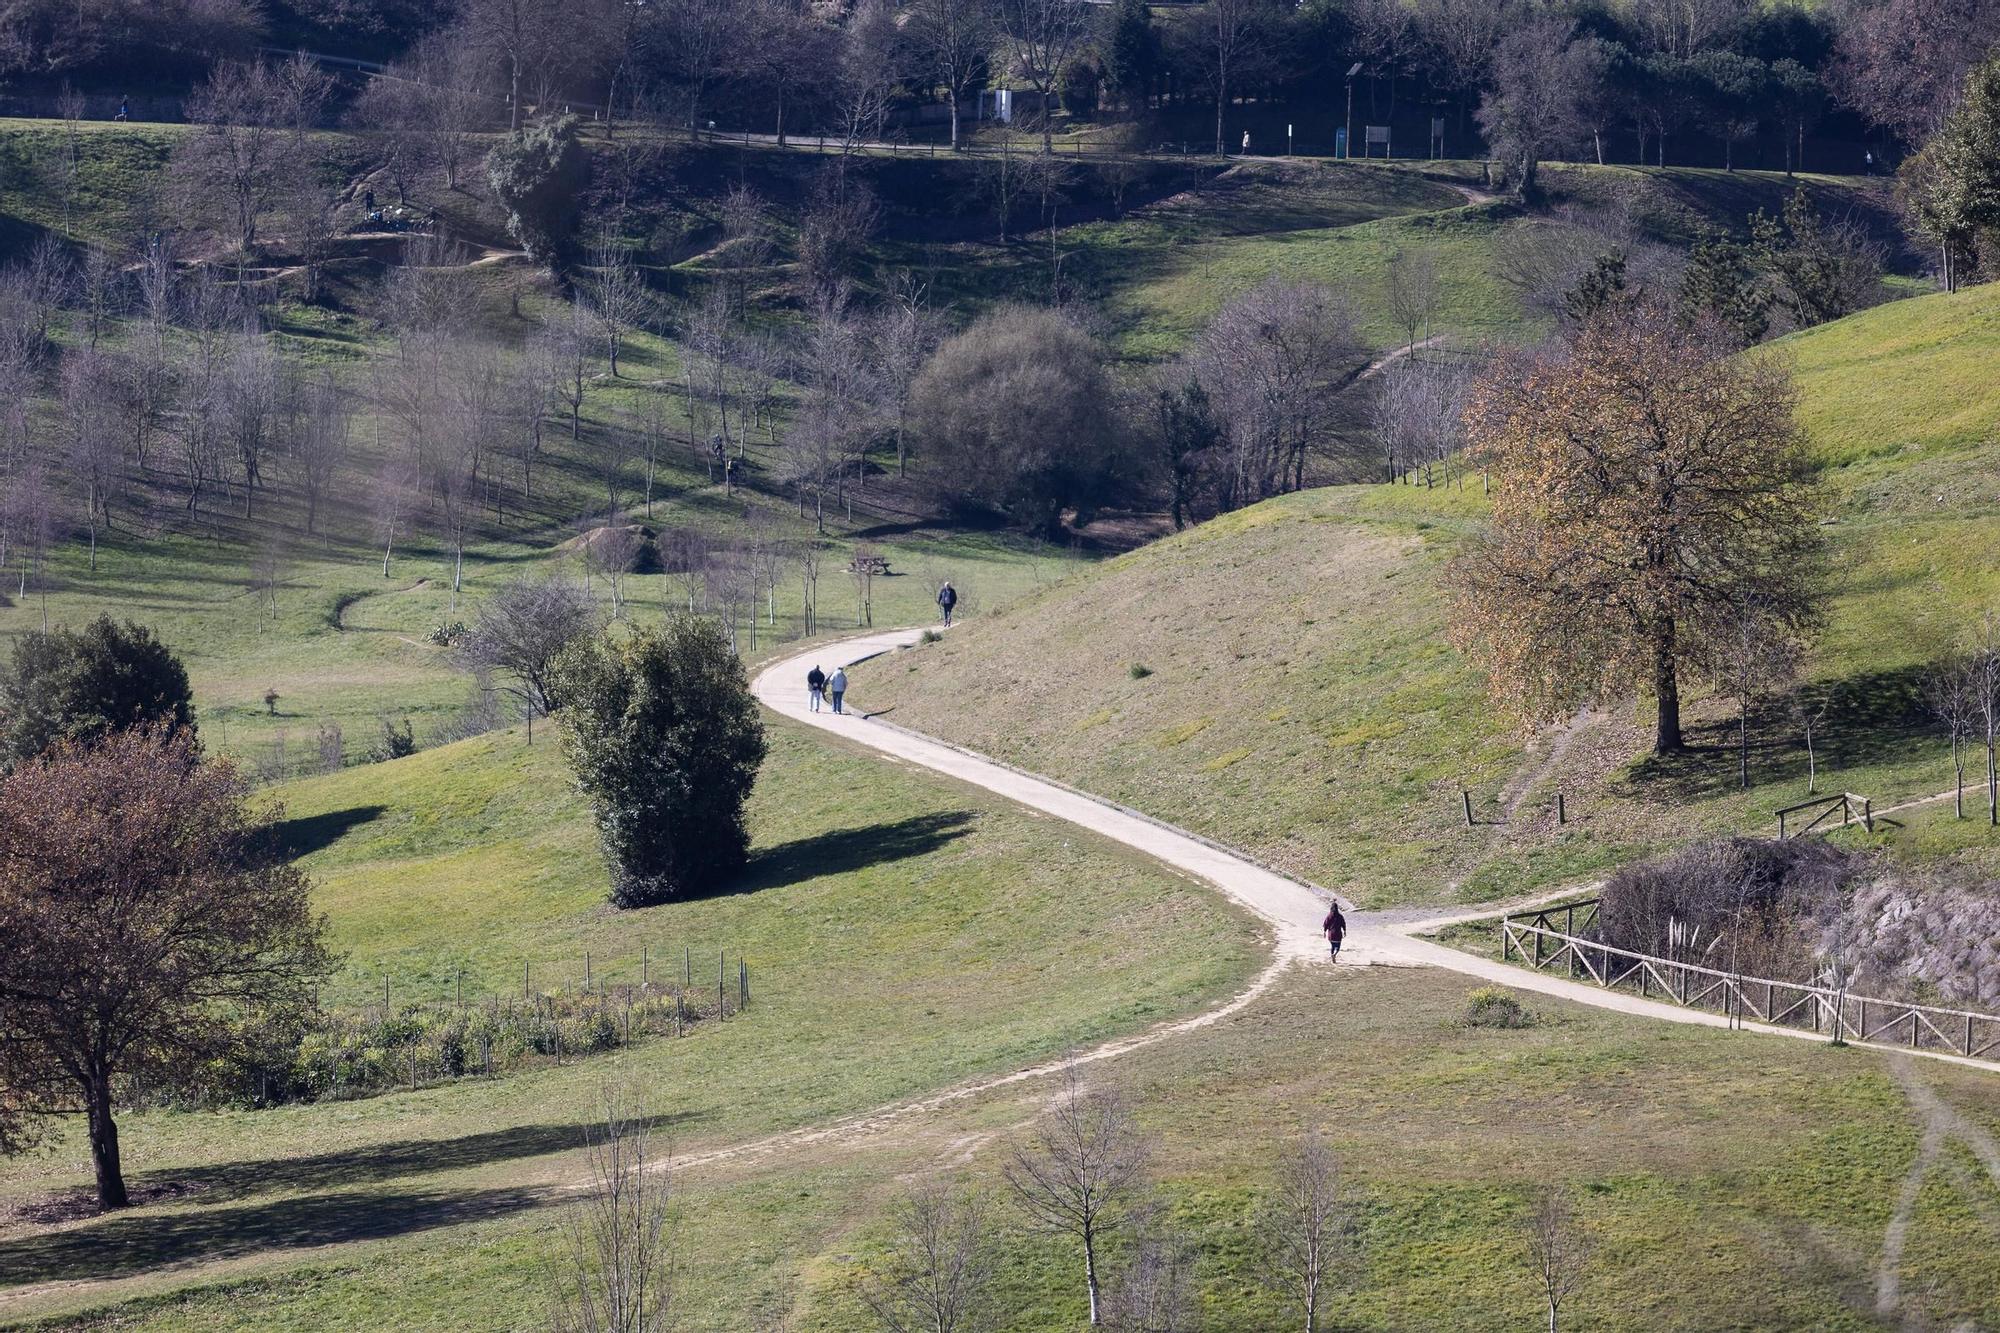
367,717,416,763
551,614,767,907
0,615,195,771
1597,838,1856,963
1129,663,1153,679
920,629,944,645
1463,986,1535,1029
486,114,587,264
426,620,468,647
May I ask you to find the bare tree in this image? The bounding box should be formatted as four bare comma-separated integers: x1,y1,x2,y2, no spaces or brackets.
1523,1184,1592,1333
459,573,601,716
1173,0,1277,157
1374,353,1472,488
585,239,649,378
61,348,122,571
179,55,335,253
1004,1062,1152,1326
222,327,282,518
1927,652,1979,819
871,277,944,477
798,171,882,304
548,1089,674,1333
1103,1207,1200,1333
285,371,351,536
462,0,570,130
373,449,417,579
837,0,908,157
555,297,591,440
860,1178,996,1333
1385,248,1441,354
1720,589,1803,790
1477,17,1593,197
1265,1128,1349,1333
1190,279,1357,505
1967,614,2000,827
251,533,289,621
1791,686,1831,796
908,0,999,150
1002,0,1092,152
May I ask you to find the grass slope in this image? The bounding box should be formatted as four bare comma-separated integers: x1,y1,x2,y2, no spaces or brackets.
856,280,2000,904
17,968,1998,1330
0,714,1263,1324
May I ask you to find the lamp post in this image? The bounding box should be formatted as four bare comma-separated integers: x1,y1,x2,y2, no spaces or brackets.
1345,62,1363,161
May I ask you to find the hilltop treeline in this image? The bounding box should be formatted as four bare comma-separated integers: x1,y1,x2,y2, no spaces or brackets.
5,0,1998,170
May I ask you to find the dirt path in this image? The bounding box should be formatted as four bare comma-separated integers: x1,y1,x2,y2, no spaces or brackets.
758,629,2000,1077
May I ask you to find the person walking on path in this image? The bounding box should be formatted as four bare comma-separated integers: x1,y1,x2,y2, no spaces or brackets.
115,96,129,122
1322,902,1346,962
937,581,958,628
1241,130,1251,156
806,665,827,712
828,666,848,714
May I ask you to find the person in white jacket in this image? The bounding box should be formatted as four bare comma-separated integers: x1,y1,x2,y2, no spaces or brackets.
828,666,848,714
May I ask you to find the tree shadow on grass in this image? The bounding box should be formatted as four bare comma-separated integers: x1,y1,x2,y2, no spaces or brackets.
738,811,977,895
1623,666,1937,804
0,1184,550,1285
270,805,388,858
128,1113,695,1206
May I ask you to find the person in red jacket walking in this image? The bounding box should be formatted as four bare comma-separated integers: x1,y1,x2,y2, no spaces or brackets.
1322,902,1346,962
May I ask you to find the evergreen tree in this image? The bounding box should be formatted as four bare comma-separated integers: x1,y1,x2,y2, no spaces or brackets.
551,615,766,908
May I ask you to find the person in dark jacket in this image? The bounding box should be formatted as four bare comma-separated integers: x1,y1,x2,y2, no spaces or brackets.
806,665,826,712
1322,902,1346,961
937,581,958,627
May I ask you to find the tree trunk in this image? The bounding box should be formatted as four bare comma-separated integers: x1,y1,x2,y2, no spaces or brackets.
1653,626,1684,754
1084,1227,1101,1325
86,1067,128,1208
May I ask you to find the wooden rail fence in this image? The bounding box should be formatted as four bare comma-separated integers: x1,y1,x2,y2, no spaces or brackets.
1499,900,2000,1061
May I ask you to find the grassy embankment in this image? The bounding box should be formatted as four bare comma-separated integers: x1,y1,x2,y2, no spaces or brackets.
855,280,2000,907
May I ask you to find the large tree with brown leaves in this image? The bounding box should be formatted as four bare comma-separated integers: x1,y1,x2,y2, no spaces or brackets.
0,731,331,1208
1446,303,1826,756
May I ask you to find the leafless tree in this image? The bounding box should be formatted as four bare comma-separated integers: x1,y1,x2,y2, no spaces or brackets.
1374,353,1472,488
800,539,824,635
836,0,908,157
285,371,351,536
1173,0,1278,157
179,55,335,253
789,288,878,533
1002,0,1092,152
554,297,591,441
1720,589,1803,790
737,0,835,146
1630,0,1744,58
1190,279,1357,505
871,277,945,477
860,1178,996,1333
251,533,289,621
1103,1206,1200,1333
55,82,85,229
585,239,649,378
76,244,121,351
652,0,733,135
373,448,417,579
460,573,601,715
1791,686,1831,797
1004,1062,1153,1326
1477,17,1593,196
908,0,999,150
293,184,342,305
60,347,121,571
1523,1183,1592,1333
548,1089,675,1333
798,171,882,304
223,327,282,518
357,29,491,192
316,720,345,773
1927,652,1979,818
1385,248,1440,354
686,288,739,463
1264,1128,1349,1333
1,461,54,606
1832,0,2000,143
462,0,570,130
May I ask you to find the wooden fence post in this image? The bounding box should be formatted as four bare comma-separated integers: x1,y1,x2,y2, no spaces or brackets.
1461,790,1473,827
1557,791,1566,825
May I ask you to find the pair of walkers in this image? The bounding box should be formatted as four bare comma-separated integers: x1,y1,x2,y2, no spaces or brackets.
806,664,847,714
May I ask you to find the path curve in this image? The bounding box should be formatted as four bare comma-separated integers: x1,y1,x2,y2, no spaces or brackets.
760,629,2000,1076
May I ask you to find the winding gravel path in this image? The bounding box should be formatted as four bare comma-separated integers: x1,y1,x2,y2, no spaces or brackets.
758,628,2000,1076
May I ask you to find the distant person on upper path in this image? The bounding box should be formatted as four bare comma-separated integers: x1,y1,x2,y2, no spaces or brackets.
828,666,848,714
937,581,957,627
115,96,129,122
806,664,827,712
1241,130,1251,156
1323,901,1346,962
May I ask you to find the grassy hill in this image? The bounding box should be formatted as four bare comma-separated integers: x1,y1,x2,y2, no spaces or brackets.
855,280,2000,906
0,713,1264,1325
